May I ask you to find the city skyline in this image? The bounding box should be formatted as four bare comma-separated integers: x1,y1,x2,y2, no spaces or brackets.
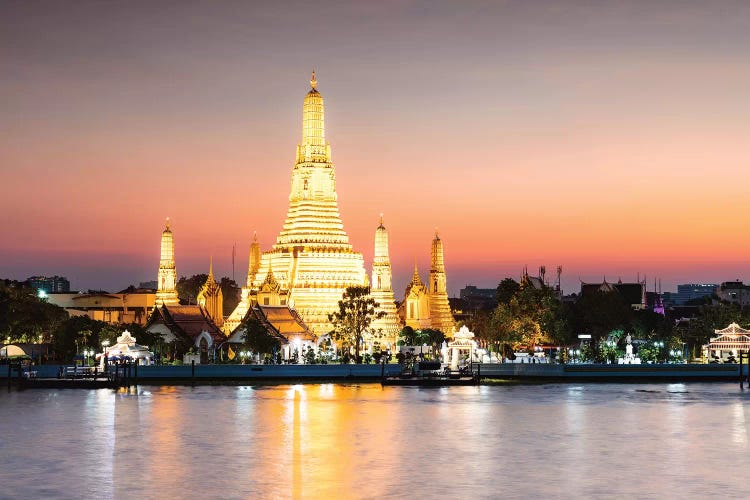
3,1,750,295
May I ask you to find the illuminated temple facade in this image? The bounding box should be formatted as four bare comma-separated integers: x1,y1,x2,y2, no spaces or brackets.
400,232,456,335
225,73,368,335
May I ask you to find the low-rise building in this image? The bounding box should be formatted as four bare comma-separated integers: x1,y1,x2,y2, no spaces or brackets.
46,291,156,325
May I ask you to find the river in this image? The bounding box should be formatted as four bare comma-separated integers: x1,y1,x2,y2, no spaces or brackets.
0,383,748,499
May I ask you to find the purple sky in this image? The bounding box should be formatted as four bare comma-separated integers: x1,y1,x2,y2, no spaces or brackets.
2,1,750,295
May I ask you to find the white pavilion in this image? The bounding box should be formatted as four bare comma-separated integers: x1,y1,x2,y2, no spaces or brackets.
703,322,750,362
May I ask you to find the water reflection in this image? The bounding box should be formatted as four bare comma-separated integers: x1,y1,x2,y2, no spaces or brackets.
1,383,749,498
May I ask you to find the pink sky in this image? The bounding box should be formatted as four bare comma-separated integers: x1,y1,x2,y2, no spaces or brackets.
2,1,750,295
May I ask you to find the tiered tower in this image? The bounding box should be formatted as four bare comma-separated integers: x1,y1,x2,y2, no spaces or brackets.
156,218,179,306
197,257,224,327
229,72,368,335
428,232,455,335
369,215,400,346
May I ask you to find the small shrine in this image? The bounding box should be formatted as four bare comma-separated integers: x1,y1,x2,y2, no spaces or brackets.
446,326,477,369
703,322,750,362
99,330,154,367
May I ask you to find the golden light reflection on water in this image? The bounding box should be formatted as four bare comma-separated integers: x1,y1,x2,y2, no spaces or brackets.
10,383,744,498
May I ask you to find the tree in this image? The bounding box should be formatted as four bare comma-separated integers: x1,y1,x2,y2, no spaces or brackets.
420,328,445,359
0,280,67,343
496,278,521,305
397,326,417,346
220,277,241,316
176,274,208,304
328,286,385,363
574,291,631,342
242,317,281,361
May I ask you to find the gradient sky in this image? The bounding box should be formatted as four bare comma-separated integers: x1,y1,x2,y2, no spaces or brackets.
2,0,750,296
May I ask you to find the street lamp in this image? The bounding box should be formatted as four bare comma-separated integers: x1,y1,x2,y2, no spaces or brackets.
101,340,111,370
83,348,94,366
655,341,665,363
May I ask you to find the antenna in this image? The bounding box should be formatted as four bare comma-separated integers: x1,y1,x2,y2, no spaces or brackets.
232,243,236,283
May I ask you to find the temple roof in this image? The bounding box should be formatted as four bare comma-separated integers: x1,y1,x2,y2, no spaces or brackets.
714,322,750,335
580,281,644,305
148,304,226,344
237,304,317,343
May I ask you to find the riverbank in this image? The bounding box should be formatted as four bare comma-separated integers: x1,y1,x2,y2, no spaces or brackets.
2,362,749,387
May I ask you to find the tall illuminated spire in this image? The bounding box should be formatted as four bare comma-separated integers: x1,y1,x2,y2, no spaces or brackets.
297,70,330,164
224,72,368,336
429,232,455,335
247,232,261,287
370,215,400,343
156,218,179,306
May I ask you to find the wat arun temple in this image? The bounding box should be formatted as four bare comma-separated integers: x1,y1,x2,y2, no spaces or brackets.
159,73,454,348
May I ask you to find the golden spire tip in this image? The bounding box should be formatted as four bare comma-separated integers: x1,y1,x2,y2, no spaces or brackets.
310,70,317,90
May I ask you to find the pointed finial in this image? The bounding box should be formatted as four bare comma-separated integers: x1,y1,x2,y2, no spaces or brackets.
253,231,258,243
165,217,171,230
310,70,317,90
209,256,213,277
434,227,439,239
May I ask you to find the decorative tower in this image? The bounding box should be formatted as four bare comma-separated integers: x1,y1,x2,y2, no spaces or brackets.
197,257,224,327
227,72,367,335
369,215,400,347
223,232,263,333
247,232,261,287
156,218,179,306
428,231,455,335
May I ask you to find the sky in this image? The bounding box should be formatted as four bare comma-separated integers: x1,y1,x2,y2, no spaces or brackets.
2,0,750,296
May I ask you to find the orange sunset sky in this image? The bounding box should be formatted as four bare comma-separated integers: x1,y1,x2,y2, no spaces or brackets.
2,1,750,295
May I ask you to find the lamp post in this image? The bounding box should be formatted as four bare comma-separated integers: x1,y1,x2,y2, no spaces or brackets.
101,340,110,371
655,341,665,363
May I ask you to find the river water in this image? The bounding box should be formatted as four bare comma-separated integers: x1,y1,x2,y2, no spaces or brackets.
0,383,748,499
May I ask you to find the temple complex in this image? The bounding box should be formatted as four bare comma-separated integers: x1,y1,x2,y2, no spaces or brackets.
368,216,400,348
226,72,368,335
155,218,179,306
196,258,223,328
399,232,456,335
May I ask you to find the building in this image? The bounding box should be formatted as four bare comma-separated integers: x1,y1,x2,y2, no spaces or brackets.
459,285,497,310
580,279,646,310
46,291,156,325
703,322,750,362
145,304,227,363
26,275,70,294
229,304,318,361
368,216,400,348
716,281,750,306
196,258,223,328
399,232,456,335
155,218,179,306
226,73,368,335
672,284,717,305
